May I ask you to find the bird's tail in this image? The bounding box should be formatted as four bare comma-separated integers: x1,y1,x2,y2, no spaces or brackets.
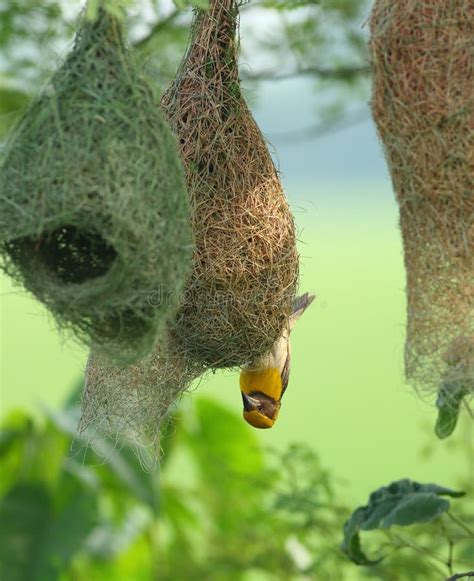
290,292,315,329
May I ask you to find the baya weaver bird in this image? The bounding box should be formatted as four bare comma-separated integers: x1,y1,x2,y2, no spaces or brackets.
240,293,315,429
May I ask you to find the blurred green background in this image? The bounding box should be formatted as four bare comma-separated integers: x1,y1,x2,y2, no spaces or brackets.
1,200,465,501
1,1,472,579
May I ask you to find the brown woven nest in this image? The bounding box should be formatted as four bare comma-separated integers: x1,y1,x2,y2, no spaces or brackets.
81,0,299,445
161,0,299,369
369,1,474,403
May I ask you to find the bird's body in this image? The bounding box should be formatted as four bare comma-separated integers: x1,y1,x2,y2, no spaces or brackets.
240,293,315,428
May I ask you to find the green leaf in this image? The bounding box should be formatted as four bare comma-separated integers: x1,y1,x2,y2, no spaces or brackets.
0,87,29,114
162,484,198,529
180,396,266,532
342,507,382,566
185,396,264,480
0,481,98,581
84,505,150,558
415,483,465,498
93,444,159,512
0,410,70,492
274,491,319,513
85,0,100,20
435,380,469,439
0,484,52,581
85,0,133,20
381,494,450,528
191,0,210,9
341,479,465,566
0,411,33,457
36,488,98,579
0,87,29,137
0,429,22,455
44,405,159,511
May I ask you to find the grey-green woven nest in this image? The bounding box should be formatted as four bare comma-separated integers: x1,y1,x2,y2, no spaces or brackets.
161,0,299,369
81,340,204,447
82,0,299,446
369,1,474,404
0,9,193,364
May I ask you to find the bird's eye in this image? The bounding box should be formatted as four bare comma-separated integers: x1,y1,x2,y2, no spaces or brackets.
242,392,260,411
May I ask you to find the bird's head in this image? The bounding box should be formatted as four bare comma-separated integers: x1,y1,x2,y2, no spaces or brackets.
239,293,315,430
241,391,281,429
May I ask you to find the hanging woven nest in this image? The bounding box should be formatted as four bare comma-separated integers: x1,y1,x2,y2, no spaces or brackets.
81,0,300,445
161,0,299,369
81,339,204,446
369,1,474,402
0,9,193,364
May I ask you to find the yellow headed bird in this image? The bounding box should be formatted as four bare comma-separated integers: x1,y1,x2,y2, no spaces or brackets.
240,293,315,429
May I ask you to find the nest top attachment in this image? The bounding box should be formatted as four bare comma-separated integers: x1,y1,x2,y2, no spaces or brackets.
161,0,299,369
0,9,193,364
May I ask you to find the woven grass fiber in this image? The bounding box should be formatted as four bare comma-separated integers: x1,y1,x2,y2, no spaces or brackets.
82,340,204,446
369,1,474,403
82,0,300,445
162,0,299,369
0,9,193,364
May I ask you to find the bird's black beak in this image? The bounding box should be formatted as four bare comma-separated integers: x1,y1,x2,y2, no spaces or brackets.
242,392,260,412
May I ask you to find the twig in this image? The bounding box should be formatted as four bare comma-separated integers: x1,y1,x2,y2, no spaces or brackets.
446,512,474,537
387,531,449,573
440,520,455,575
242,64,370,82
267,109,369,142
133,9,182,49
446,537,454,575
445,573,474,581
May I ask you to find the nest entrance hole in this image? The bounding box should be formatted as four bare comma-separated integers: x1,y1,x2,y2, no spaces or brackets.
6,225,117,285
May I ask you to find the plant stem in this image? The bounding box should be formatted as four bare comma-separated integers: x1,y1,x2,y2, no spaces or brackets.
447,538,454,575
387,531,448,575
446,512,474,537
445,572,474,581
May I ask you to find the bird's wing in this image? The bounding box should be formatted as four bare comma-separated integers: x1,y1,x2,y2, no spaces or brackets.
245,293,314,373
280,294,314,395
280,342,291,397
289,292,315,330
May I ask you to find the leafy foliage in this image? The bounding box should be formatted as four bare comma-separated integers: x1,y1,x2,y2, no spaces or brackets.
85,0,135,21
0,0,371,143
435,380,471,439
0,1,66,83
342,479,465,566
1,383,473,580
0,410,99,581
245,0,371,134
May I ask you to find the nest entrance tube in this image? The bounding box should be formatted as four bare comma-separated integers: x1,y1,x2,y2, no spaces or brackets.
6,226,117,285
0,9,193,364
369,0,474,430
